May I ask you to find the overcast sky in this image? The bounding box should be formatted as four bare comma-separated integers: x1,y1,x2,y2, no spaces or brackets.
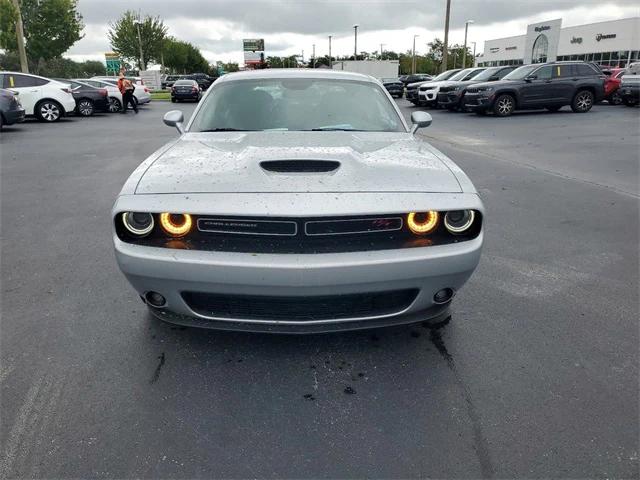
66,0,639,65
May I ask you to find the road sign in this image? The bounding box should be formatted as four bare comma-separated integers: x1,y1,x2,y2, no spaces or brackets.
243,39,264,52
105,52,121,74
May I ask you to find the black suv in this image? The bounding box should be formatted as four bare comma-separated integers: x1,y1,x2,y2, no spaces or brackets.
464,62,605,116
437,66,516,111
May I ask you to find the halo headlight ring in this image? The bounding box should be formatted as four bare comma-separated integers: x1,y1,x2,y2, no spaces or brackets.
444,210,475,234
160,213,193,237
122,212,154,236
407,211,439,235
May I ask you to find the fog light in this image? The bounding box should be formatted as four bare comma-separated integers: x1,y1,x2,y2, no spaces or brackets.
433,288,454,304
160,213,193,237
444,210,475,234
145,291,166,307
122,212,154,236
407,211,439,234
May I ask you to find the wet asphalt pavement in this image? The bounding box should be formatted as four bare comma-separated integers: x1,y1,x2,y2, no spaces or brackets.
1,100,638,478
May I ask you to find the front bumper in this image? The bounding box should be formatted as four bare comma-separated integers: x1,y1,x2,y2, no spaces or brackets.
115,234,481,332
172,92,199,100
437,92,460,107
136,93,152,104
418,89,438,103
464,92,493,110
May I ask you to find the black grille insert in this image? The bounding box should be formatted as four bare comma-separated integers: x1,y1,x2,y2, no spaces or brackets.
260,160,340,173
182,289,419,321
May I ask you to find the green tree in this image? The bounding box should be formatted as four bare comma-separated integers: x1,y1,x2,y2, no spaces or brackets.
0,0,84,66
108,11,167,70
163,37,209,73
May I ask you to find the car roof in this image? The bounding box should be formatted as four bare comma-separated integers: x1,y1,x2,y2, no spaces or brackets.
215,68,378,84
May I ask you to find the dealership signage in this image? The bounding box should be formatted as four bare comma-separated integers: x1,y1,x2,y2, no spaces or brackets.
104,52,121,75
243,38,265,65
596,33,616,41
490,47,500,53
535,25,551,32
570,36,583,44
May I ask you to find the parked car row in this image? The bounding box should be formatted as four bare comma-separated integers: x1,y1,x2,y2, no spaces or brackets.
396,61,639,116
0,71,153,129
162,73,216,90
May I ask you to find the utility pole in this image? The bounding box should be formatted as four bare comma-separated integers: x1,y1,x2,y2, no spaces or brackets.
328,35,333,69
312,44,316,68
462,20,474,68
412,34,419,74
353,24,359,59
442,0,451,72
136,15,145,71
380,43,385,59
11,0,29,73
471,41,476,67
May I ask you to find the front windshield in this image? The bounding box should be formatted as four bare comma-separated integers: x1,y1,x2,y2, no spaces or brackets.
189,78,406,132
432,70,459,81
471,68,501,81
448,69,473,81
503,65,539,80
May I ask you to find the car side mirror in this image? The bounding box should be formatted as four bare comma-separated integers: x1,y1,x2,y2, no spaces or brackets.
163,110,185,134
410,111,432,133
525,75,537,82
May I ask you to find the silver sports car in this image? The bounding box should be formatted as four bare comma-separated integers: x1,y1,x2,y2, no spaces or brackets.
113,69,484,333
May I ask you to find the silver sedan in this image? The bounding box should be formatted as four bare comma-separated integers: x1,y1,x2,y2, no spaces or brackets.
112,69,484,333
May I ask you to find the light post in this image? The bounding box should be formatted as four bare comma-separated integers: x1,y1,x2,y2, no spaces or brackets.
442,0,451,72
471,41,477,67
353,24,359,59
328,35,333,69
380,43,385,60
10,0,28,72
312,44,316,68
462,20,474,68
412,34,419,74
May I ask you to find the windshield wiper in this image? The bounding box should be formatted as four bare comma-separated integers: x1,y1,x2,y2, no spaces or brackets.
199,128,256,132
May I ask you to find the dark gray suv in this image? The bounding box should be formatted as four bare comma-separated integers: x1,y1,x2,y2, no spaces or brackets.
464,62,606,116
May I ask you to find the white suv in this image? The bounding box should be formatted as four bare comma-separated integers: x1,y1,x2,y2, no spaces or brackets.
0,71,76,122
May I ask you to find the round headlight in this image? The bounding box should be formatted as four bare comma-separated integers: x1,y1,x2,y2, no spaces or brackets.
160,213,193,237
444,210,475,234
122,212,154,236
407,211,439,234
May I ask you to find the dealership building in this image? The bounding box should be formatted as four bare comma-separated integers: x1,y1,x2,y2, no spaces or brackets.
477,17,639,68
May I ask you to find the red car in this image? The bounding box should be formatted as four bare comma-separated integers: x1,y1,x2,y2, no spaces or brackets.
603,68,626,105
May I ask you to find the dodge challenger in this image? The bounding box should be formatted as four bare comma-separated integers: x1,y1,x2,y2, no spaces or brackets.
112,69,484,333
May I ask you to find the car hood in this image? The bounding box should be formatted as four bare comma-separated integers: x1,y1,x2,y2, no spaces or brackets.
135,131,463,194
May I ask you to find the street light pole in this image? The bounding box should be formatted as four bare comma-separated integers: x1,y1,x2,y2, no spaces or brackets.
328,35,333,68
471,41,477,67
353,24,359,59
380,43,385,59
462,20,474,68
442,0,451,72
412,34,419,74
312,44,316,68
10,0,29,73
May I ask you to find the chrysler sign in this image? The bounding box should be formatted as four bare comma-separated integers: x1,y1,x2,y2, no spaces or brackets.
534,26,551,32
596,33,616,41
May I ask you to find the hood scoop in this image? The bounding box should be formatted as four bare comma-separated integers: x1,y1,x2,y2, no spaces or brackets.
260,160,341,174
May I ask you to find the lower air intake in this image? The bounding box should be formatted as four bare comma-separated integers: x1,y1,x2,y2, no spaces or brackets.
260,160,340,173
182,289,418,322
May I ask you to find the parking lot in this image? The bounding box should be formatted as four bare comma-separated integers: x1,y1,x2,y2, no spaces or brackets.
1,101,638,478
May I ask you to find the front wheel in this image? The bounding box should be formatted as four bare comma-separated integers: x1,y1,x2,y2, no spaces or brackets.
171,97,176,103
108,97,122,113
77,99,95,116
35,100,62,122
609,92,622,105
493,94,515,116
571,90,594,113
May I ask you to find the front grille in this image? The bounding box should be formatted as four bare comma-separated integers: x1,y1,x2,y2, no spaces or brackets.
466,87,479,94
182,289,419,321
439,86,454,93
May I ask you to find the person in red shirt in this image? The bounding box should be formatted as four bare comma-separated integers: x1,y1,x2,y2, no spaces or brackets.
117,71,138,114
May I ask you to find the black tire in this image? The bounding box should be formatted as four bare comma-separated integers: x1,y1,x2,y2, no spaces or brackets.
609,92,622,105
571,90,594,113
171,97,176,103
35,100,63,122
546,106,562,112
623,98,638,107
493,94,515,116
108,97,121,113
77,98,95,116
